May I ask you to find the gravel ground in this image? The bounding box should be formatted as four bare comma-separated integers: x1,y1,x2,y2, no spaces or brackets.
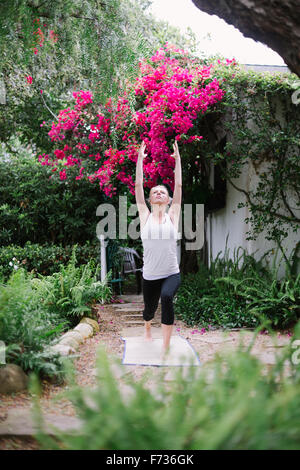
0,299,293,450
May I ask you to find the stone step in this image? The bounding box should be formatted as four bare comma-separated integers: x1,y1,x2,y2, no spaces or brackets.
118,295,143,302
110,303,144,308
124,324,160,329
121,314,143,318
114,307,143,312
117,295,161,305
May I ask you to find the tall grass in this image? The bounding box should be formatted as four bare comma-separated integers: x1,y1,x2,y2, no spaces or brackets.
29,321,300,450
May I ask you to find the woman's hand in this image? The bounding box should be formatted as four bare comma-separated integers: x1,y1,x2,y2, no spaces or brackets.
138,140,147,160
170,140,180,159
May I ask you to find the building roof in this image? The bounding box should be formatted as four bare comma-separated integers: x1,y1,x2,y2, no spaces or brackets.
241,64,290,74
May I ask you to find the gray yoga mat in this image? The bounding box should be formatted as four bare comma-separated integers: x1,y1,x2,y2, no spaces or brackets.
121,334,201,367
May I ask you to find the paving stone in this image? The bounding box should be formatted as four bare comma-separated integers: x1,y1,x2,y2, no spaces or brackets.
191,336,235,344
258,352,284,365
92,362,134,380
0,408,83,437
162,366,202,382
264,339,291,348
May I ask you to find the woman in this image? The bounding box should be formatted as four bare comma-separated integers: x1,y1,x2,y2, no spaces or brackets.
135,140,182,356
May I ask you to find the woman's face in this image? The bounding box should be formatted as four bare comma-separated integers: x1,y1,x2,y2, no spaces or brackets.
149,186,170,206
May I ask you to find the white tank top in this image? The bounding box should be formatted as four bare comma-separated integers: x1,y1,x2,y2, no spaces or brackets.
141,212,180,280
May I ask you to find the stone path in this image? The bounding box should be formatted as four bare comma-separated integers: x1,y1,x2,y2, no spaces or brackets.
0,294,293,444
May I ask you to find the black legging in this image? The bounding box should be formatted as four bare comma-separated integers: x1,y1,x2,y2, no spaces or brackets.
142,272,181,325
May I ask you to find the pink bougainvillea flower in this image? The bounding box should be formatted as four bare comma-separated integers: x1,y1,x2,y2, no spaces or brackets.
49,30,58,43
37,43,237,193
260,329,269,335
26,76,33,84
59,169,67,180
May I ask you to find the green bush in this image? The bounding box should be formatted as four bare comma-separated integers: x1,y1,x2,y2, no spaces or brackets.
175,254,259,329
0,268,69,380
32,245,112,327
0,240,100,282
0,153,106,246
0,246,112,379
29,322,300,450
175,239,300,330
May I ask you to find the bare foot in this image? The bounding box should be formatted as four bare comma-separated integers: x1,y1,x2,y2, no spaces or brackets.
144,324,153,342
161,345,170,360
144,332,153,342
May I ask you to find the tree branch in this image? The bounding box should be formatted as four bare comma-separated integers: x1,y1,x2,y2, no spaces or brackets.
226,174,300,224
40,91,58,121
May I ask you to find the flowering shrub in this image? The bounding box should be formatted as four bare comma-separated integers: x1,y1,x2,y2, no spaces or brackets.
32,17,58,55
38,44,234,196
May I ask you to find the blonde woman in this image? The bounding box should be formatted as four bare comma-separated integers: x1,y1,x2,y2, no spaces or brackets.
135,140,182,355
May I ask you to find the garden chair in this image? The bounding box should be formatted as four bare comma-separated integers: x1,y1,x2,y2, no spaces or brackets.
119,247,143,295
106,239,125,295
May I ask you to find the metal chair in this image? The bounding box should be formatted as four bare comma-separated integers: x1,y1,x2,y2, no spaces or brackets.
119,247,143,294
106,239,124,295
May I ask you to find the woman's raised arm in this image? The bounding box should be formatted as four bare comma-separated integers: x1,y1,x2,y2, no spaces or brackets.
172,141,182,201
168,141,182,229
135,141,150,220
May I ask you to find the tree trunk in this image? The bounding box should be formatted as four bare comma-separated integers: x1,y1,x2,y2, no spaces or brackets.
192,0,300,77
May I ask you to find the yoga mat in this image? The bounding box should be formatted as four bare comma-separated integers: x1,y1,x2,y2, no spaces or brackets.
121,334,201,367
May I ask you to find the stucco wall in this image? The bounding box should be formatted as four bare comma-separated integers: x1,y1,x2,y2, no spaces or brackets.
207,159,300,279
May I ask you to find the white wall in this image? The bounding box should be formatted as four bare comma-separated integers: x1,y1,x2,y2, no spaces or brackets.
207,159,300,279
